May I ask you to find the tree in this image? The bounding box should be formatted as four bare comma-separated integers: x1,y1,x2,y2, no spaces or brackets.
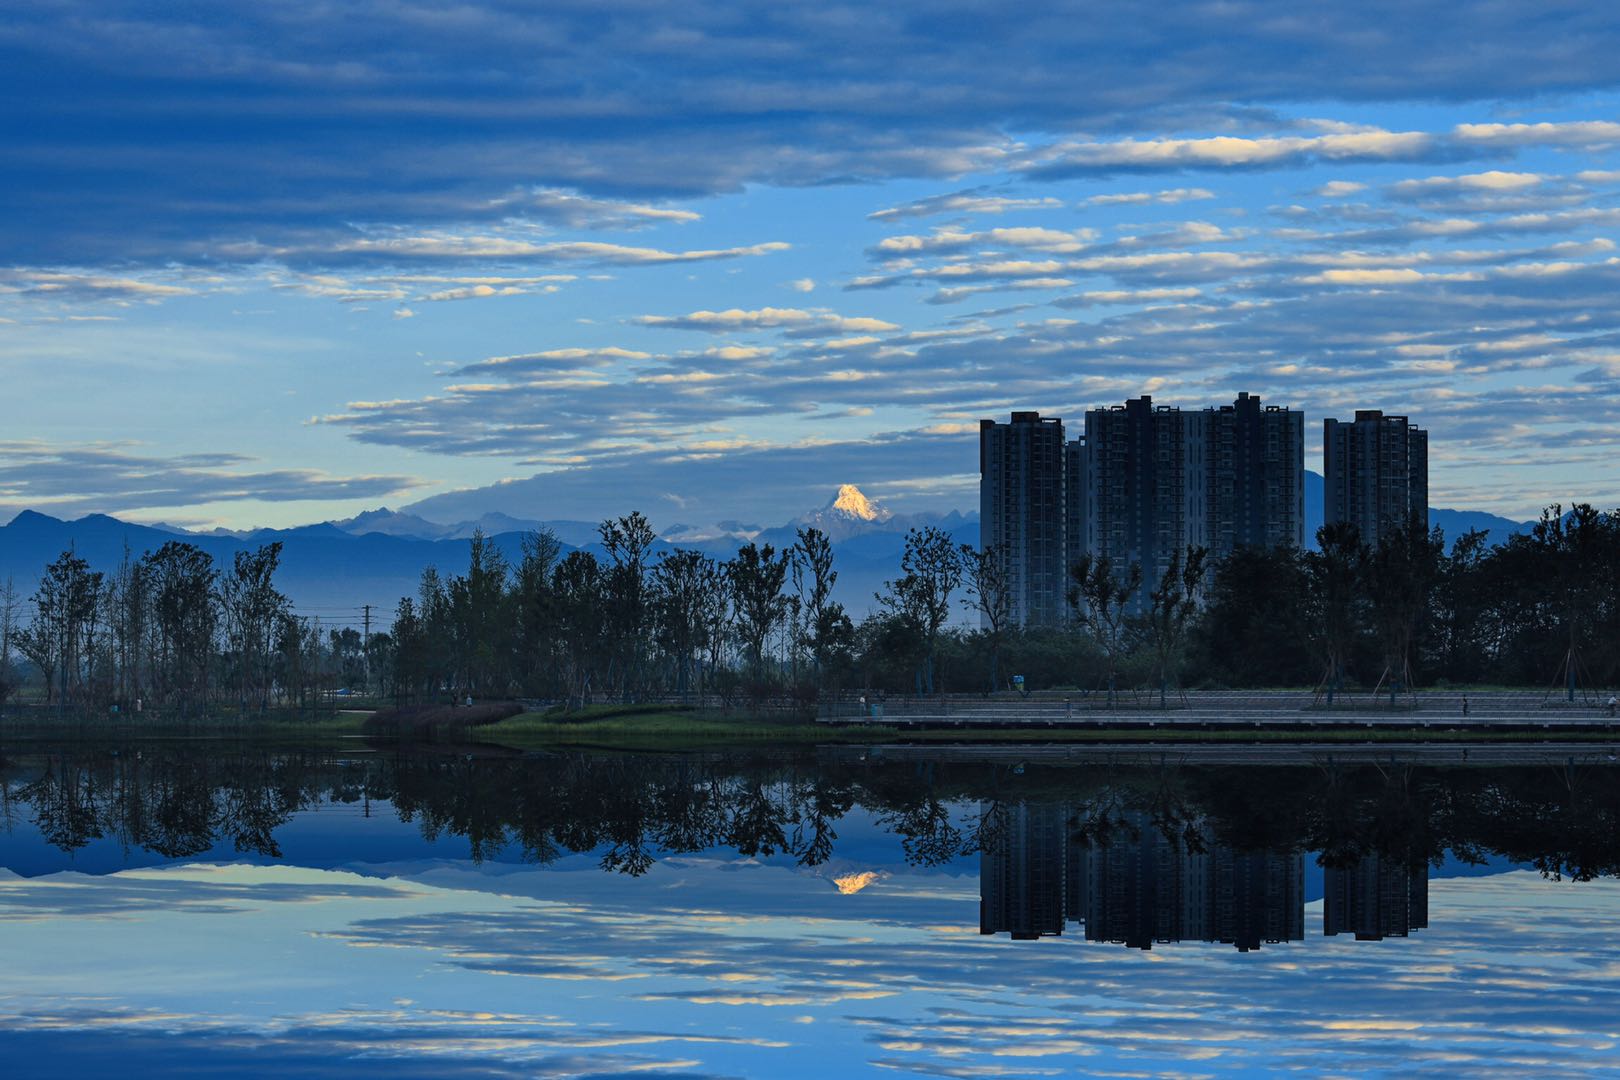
1142,545,1208,707
1191,545,1312,688
20,549,104,707
0,577,20,707
1524,503,1614,701
448,529,510,697
221,543,289,712
1068,553,1141,706
877,527,962,695
792,527,838,687
514,529,563,695
553,550,605,708
143,542,219,710
389,596,427,703
728,542,790,687
961,542,1012,694
651,548,715,700
1305,523,1368,704
1429,529,1492,683
1367,520,1444,702
599,512,656,699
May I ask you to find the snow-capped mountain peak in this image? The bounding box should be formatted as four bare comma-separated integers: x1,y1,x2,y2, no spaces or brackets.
825,484,891,522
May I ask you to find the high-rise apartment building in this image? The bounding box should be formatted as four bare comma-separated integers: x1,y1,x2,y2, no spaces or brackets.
979,412,1069,627
1083,396,1208,606
1064,437,1089,592
1323,410,1428,545
1205,392,1306,554
980,394,1311,620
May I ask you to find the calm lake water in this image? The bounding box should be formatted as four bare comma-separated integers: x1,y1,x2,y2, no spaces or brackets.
2,741,1619,1077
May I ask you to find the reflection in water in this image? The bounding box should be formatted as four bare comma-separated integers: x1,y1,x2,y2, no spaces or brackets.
0,742,1616,952
1325,854,1428,940
3,742,1620,1075
981,803,1308,949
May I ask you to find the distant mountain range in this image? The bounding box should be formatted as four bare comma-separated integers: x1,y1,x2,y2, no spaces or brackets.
0,486,975,620
0,476,1537,623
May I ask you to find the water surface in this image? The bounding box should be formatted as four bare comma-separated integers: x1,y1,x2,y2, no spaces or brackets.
2,741,1618,1077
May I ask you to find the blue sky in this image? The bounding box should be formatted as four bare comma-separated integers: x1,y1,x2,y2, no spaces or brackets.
5,2,1620,529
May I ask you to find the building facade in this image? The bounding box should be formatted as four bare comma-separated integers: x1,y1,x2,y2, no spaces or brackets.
1204,392,1306,555
1082,396,1208,607
980,393,1312,620
979,412,1070,627
1323,410,1429,546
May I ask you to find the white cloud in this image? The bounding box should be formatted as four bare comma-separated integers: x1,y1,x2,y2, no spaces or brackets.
633,307,899,334
1086,187,1216,205
1453,120,1620,147
1316,181,1367,197
790,278,816,293
1024,128,1436,176
1390,171,1543,197
869,191,1065,221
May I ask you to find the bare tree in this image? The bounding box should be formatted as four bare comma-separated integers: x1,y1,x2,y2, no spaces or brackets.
1142,545,1208,707
1068,552,1141,706
961,542,1012,694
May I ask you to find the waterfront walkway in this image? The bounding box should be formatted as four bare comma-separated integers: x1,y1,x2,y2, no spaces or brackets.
818,688,1620,732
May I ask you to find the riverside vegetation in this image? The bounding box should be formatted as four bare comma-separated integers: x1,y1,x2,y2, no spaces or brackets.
2,503,1619,727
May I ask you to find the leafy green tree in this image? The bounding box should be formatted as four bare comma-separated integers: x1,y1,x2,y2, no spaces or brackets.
20,550,104,706
449,529,511,697
877,527,963,695
599,512,657,699
1190,545,1312,687
1305,523,1368,703
553,550,605,707
728,542,790,688
1367,521,1444,700
651,548,715,700
514,529,563,695
1428,529,1492,683
792,527,838,686
221,543,289,712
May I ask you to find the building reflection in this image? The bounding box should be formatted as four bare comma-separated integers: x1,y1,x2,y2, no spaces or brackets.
981,802,1316,951
1323,854,1429,940
979,802,1068,939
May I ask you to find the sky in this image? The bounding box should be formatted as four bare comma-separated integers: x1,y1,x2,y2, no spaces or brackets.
5,2,1620,529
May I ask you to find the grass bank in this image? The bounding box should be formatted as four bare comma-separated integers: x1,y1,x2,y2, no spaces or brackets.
475,703,848,747
0,709,371,742
471,704,1620,749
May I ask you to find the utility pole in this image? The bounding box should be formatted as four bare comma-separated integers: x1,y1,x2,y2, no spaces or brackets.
361,603,372,695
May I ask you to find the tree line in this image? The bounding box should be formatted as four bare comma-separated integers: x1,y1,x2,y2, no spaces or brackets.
382,501,1620,704
3,500,1617,714
0,541,365,714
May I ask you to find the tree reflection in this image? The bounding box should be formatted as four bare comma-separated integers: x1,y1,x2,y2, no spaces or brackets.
4,744,1620,888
